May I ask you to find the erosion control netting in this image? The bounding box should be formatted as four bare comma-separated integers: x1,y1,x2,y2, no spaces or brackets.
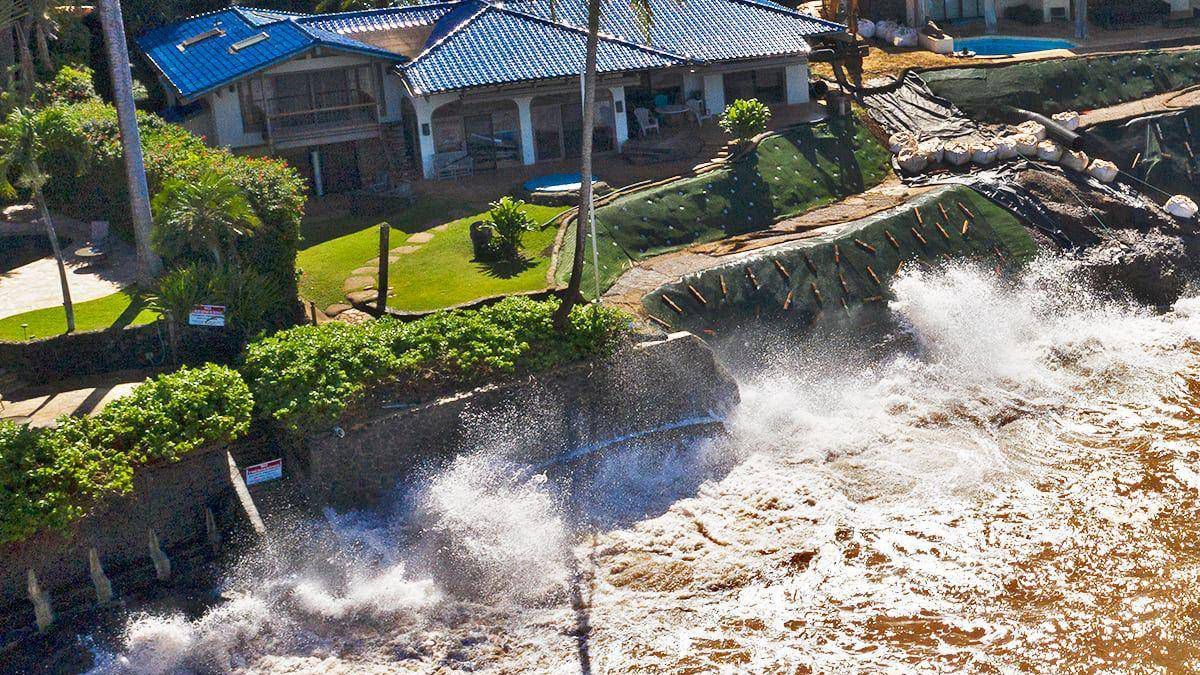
642,185,1037,334
922,50,1200,122
556,117,892,296
1089,108,1200,202
861,71,985,143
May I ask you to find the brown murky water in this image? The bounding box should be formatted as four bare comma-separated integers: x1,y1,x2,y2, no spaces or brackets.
91,260,1200,674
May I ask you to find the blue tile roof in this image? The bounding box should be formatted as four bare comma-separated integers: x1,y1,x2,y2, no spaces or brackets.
400,1,685,95
300,3,457,35
137,6,405,101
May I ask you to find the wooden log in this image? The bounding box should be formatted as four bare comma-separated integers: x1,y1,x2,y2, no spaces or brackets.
688,284,708,305
866,265,881,286
810,282,823,306
745,266,760,290
648,315,672,330
783,290,794,310
910,227,928,246
854,238,876,254
772,259,790,280
935,223,950,240
803,253,818,274
662,295,684,314
884,230,900,249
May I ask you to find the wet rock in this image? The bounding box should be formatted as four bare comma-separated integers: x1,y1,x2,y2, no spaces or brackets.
1079,229,1187,307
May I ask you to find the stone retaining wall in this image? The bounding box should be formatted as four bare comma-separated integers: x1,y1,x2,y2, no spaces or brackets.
293,332,739,510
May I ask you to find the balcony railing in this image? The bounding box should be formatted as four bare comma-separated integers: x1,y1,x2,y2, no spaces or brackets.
263,90,379,144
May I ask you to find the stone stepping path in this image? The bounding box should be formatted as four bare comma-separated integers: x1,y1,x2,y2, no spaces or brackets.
339,227,443,309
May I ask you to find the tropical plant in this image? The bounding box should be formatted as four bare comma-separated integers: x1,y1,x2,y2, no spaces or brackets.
152,262,282,336
0,107,82,332
40,64,98,103
151,169,262,268
720,98,772,143
485,196,535,259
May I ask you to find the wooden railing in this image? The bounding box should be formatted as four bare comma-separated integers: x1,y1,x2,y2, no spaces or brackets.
263,91,379,144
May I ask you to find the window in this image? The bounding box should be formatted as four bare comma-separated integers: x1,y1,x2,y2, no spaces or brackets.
238,77,266,134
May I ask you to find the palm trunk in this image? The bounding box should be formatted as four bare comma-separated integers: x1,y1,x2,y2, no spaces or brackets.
97,0,161,286
1,24,14,91
15,21,35,98
32,160,76,333
553,0,600,330
34,22,51,71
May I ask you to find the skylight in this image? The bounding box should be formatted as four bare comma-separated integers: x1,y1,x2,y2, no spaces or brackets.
176,26,224,52
229,32,270,53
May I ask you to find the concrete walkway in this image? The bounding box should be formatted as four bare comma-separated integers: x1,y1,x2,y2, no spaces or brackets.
0,233,137,320
1,381,139,428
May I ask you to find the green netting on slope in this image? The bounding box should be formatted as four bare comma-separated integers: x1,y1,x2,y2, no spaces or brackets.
922,51,1200,121
556,116,892,296
642,185,1038,334
1090,108,1200,201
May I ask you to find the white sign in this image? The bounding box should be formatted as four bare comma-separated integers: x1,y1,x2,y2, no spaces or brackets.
244,458,282,486
188,304,226,327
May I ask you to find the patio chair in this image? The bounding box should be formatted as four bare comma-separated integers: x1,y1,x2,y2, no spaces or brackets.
433,150,474,179
634,107,660,136
687,99,714,124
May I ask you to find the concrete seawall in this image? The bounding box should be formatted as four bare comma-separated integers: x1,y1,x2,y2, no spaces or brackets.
291,332,740,510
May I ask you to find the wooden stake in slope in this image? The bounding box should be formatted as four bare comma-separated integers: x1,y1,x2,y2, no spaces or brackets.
935,222,950,240
956,201,974,219
745,266,760,290
838,271,850,294
840,297,850,315
833,244,841,266
719,275,728,298
662,295,684,314
910,227,928,246
854,238,876,254
648,315,672,330
866,265,881,286
961,219,970,237
783,290,794,310
913,207,924,225
773,259,790,280
803,253,818,275
688,284,708,305
937,203,950,221
810,282,823,306
884,230,900,249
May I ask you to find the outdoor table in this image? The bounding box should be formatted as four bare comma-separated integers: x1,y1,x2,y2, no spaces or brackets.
74,245,108,267
657,103,692,125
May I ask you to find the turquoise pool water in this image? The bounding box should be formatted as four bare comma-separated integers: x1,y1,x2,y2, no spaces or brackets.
954,36,1075,56
523,173,598,192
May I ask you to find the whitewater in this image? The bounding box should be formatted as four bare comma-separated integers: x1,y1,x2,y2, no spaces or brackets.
85,257,1200,674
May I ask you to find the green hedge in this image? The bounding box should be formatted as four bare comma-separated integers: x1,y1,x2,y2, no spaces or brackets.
30,101,305,304
0,364,252,544
242,297,631,435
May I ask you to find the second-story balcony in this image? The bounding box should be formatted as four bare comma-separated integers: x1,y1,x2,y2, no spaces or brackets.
263,90,381,148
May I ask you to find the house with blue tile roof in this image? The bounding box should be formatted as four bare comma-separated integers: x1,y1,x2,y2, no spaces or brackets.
137,0,842,191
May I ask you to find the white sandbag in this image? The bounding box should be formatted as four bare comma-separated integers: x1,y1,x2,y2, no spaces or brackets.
857,19,876,39
945,141,971,166
892,27,918,48
889,131,918,154
970,140,998,165
1061,149,1089,172
1089,158,1119,183
1036,140,1063,163
1052,111,1080,131
877,20,899,42
918,139,944,164
897,152,928,174
1012,133,1039,156
1017,120,1047,141
1166,195,1198,219
995,136,1018,161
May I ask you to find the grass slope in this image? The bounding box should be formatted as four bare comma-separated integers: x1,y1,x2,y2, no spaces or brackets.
557,116,892,296
0,288,160,342
923,50,1200,121
386,204,567,312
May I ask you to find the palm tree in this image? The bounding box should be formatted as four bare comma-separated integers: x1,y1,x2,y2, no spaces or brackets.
25,0,55,71
0,0,17,94
0,108,79,332
97,0,161,286
151,171,261,269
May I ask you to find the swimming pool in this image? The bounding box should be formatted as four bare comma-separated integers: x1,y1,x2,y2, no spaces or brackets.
522,173,599,193
954,36,1076,56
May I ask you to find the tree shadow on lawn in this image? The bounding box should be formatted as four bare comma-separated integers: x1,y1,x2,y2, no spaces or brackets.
474,254,537,279
779,121,870,197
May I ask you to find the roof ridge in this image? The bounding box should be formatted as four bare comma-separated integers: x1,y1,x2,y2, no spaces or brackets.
298,1,461,23
401,0,492,68
231,5,312,18
486,0,688,62
722,0,843,30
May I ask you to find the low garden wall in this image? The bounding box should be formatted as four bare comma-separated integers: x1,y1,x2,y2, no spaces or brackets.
0,443,243,636
292,331,739,510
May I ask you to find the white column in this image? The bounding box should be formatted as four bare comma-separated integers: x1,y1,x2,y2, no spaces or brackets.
785,62,810,105
703,73,725,118
682,73,703,100
515,96,536,165
609,85,629,150
412,99,437,179
310,149,324,197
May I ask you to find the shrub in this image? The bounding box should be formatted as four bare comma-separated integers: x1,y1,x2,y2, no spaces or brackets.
242,297,630,435
151,169,262,268
153,263,284,337
720,98,772,143
40,65,98,104
482,196,535,260
0,364,253,543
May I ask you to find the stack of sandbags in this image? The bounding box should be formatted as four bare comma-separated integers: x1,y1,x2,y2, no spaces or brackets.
1166,195,1198,219
945,140,971,166
1036,140,1063,163
897,151,929,174
1089,159,1119,183
1017,120,1047,141
857,19,876,39
970,140,998,166
918,139,945,164
876,20,899,43
1052,111,1081,131
889,131,918,154
995,136,1018,161
1012,133,1039,156
892,26,918,48
1061,149,1089,172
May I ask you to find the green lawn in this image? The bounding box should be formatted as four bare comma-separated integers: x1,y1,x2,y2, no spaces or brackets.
386,203,568,312
0,288,160,342
297,194,481,309
557,115,893,296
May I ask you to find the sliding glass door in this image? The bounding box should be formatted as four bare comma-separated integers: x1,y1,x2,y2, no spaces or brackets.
926,0,984,20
